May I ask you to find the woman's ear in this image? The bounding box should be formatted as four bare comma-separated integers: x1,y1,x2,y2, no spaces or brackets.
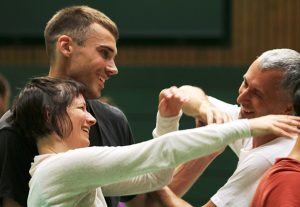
44,107,51,124
57,35,73,57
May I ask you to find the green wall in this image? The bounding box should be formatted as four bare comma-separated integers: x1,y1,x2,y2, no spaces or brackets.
0,0,228,40
0,65,247,205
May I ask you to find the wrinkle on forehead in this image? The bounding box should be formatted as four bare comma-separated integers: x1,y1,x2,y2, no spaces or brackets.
245,64,288,102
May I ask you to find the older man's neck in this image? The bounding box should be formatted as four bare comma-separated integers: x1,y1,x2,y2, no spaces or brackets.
252,134,283,148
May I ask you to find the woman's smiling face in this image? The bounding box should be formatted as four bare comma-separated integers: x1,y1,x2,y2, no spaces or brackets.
64,94,96,149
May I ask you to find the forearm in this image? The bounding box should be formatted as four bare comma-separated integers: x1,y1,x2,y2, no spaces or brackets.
152,111,182,138
179,85,208,117
168,149,223,197
135,151,222,207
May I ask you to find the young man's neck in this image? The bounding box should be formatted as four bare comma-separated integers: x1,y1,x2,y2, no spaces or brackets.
48,69,68,79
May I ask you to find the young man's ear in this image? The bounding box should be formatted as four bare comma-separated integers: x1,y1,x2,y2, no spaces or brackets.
57,35,73,57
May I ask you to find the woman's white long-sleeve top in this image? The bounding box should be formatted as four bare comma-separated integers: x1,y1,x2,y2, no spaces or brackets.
28,116,250,207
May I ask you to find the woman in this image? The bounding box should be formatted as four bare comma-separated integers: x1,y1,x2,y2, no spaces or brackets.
9,77,300,207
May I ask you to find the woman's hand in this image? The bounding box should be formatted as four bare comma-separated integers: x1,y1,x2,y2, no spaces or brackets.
249,115,300,138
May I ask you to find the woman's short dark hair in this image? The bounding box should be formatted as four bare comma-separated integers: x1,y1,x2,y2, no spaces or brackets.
9,77,87,142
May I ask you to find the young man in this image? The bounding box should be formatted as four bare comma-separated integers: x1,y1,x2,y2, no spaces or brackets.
0,5,227,207
154,49,300,206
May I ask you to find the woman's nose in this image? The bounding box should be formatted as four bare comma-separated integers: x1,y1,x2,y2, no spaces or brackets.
86,112,96,126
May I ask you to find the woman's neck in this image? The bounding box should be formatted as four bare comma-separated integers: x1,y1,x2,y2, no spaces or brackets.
37,134,70,155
